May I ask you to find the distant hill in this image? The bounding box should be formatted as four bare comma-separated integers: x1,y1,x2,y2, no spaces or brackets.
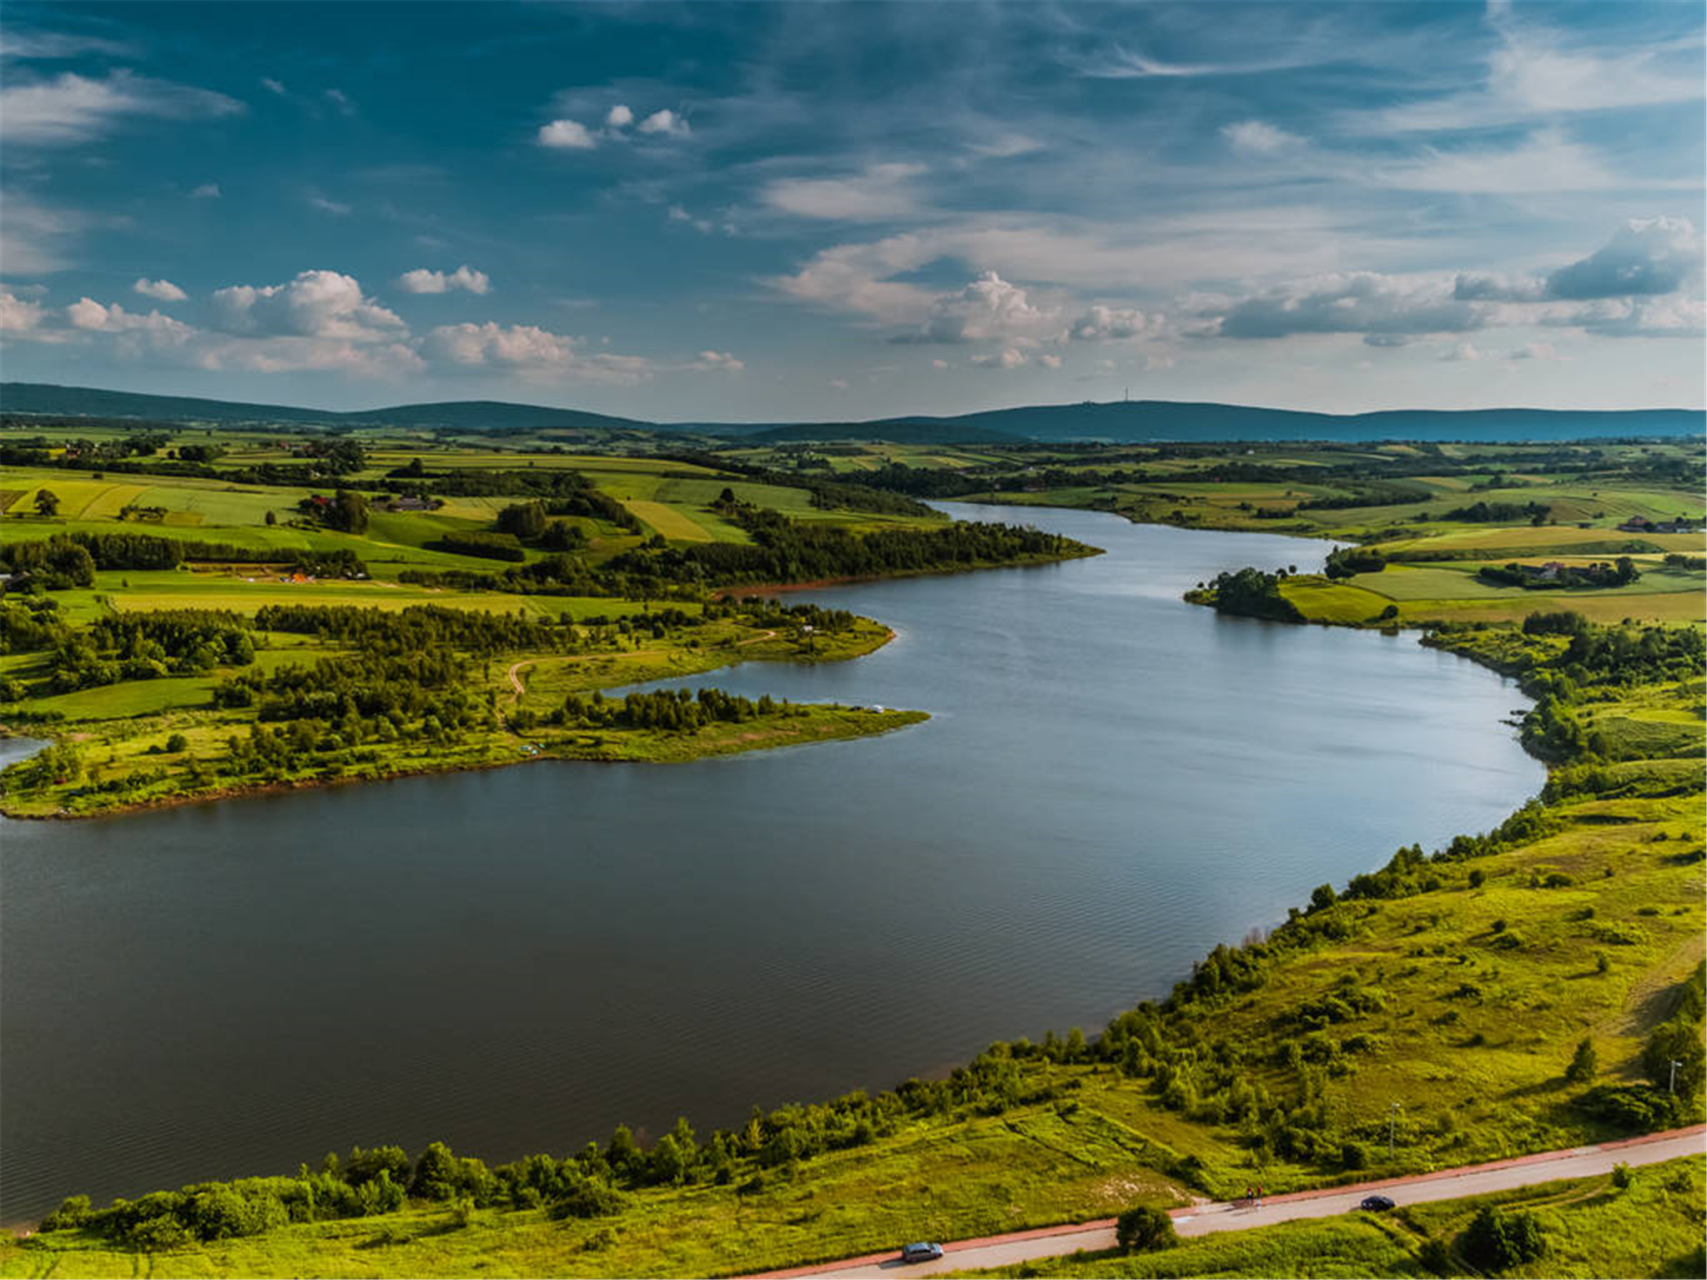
0,384,654,432
834,400,1707,444
3,382,1700,443
737,420,1026,445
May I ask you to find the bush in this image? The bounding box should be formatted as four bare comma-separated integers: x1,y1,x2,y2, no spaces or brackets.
1611,1161,1632,1190
1462,1206,1547,1269
39,1193,93,1232
1565,1037,1598,1083
1340,1140,1370,1170
128,1213,193,1251
1115,1204,1180,1253
549,1175,626,1220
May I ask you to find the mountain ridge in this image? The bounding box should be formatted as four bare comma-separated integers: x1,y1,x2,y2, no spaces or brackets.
3,381,1701,444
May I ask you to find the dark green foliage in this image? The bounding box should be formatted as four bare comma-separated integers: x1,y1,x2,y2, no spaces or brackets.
439,530,528,562
1641,962,1706,1097
495,501,548,540
1479,558,1637,590
1115,1204,1180,1253
556,686,792,734
48,610,254,692
1576,1084,1683,1131
1323,546,1386,579
0,533,95,588
605,508,1086,587
1441,500,1551,523
1565,1037,1597,1083
1193,567,1304,622
1461,1205,1547,1269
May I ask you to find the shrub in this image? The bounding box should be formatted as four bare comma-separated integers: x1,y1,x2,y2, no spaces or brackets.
1565,1037,1597,1083
39,1194,92,1232
1340,1140,1370,1171
1115,1204,1179,1253
1611,1162,1632,1190
549,1175,626,1220
1462,1206,1547,1269
128,1214,193,1251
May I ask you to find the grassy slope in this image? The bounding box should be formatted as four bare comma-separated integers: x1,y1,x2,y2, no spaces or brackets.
952,1157,1706,1280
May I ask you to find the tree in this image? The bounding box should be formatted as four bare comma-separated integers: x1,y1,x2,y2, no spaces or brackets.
264,509,277,526
1565,1037,1598,1083
34,489,60,517
1462,1206,1546,1269
497,501,548,540
330,489,369,535
1115,1204,1180,1253
165,733,189,753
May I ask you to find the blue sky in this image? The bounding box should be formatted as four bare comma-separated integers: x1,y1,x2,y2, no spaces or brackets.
1,0,1701,419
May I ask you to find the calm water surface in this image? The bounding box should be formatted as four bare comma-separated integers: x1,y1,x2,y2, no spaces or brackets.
0,504,1543,1221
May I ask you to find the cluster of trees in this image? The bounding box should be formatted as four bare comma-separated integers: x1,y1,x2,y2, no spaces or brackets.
439,530,528,562
48,610,255,692
606,507,1082,587
255,603,568,655
1441,500,1552,524
2,531,366,578
1478,557,1638,590
663,454,936,517
1323,546,1386,579
0,596,69,661
1187,568,1304,623
0,533,95,588
295,490,370,535
1294,482,1428,511
555,686,790,733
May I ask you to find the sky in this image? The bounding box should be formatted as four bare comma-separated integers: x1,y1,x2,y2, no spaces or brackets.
0,0,1702,421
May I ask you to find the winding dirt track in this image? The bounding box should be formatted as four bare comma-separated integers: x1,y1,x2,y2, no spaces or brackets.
752,1125,1706,1278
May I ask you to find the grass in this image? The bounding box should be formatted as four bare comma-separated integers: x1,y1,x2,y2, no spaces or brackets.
949,1158,1706,1279
0,609,916,818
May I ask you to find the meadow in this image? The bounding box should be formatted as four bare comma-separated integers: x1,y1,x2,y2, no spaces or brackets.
2,421,1702,1277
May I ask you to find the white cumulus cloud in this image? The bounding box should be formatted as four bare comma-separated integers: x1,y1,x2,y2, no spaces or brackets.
606,103,634,128
133,277,187,302
636,108,689,137
211,270,405,340
398,264,491,295
538,118,597,149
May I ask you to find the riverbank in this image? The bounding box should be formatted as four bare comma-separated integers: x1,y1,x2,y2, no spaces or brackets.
0,608,923,820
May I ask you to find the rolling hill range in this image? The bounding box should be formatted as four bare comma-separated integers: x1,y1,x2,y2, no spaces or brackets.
2,381,1701,443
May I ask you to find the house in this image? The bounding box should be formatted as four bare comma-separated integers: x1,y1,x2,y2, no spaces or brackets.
1536,561,1566,581
1618,516,1653,533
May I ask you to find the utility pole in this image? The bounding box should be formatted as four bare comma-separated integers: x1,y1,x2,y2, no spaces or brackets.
1388,1102,1401,1158
1669,1059,1683,1095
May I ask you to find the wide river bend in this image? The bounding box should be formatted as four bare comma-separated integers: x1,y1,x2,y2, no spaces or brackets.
0,503,1543,1222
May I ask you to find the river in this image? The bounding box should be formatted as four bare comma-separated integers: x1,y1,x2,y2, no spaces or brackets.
0,503,1543,1222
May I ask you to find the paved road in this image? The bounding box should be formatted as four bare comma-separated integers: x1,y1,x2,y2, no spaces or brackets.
760,1125,1705,1278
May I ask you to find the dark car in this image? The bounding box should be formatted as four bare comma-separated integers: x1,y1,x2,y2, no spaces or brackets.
1360,1194,1396,1212
900,1242,945,1264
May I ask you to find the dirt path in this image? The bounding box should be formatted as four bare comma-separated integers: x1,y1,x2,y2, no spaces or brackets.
736,629,779,647
506,660,533,698
753,1125,1707,1278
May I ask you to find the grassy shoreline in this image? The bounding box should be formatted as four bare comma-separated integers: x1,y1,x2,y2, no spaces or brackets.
0,615,920,820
